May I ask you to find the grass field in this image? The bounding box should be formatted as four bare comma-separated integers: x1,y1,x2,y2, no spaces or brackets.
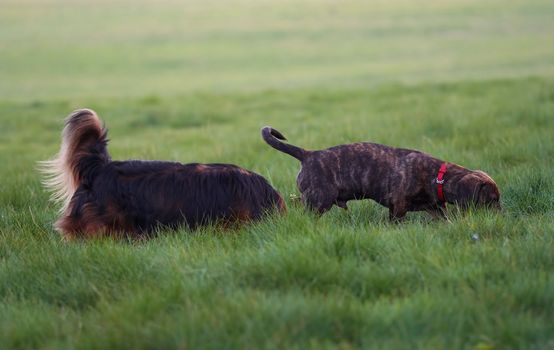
1,0,554,349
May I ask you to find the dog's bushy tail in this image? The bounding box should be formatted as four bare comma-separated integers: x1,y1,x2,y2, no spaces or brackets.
38,109,110,212
261,126,307,161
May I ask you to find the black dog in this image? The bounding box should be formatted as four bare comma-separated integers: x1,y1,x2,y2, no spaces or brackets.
40,109,285,239
262,127,500,220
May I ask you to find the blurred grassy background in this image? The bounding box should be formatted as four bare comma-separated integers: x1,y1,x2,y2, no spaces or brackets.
1,0,554,100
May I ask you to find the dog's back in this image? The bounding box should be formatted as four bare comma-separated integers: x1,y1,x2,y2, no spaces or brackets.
59,160,284,236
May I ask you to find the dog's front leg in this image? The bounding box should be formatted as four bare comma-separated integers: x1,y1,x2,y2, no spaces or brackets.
388,202,407,222
426,207,448,220
335,200,348,210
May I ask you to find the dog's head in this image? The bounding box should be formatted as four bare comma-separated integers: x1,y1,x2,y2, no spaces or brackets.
456,170,501,209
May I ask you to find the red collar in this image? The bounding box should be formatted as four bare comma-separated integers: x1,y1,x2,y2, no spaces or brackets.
436,163,447,205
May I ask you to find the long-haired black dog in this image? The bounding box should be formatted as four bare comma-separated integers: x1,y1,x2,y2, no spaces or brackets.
40,109,285,239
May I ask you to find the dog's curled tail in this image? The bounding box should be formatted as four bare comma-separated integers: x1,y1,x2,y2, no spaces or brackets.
38,109,110,212
261,126,307,161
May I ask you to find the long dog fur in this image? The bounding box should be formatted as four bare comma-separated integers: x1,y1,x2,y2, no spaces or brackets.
40,110,285,238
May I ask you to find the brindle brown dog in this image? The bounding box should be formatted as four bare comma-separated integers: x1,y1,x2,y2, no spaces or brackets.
262,127,500,220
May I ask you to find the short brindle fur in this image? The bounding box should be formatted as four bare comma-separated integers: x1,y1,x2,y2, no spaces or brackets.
262,127,500,220
40,109,285,239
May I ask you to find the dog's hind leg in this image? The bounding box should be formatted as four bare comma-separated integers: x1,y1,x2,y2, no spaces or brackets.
388,202,408,222
426,207,448,220
55,214,108,239
55,202,110,239
335,200,348,210
302,188,337,215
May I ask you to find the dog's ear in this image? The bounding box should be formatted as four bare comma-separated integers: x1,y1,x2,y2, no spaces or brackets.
456,173,501,209
455,174,480,207
477,181,501,210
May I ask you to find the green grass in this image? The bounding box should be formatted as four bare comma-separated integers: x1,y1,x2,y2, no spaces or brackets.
2,0,554,100
1,0,554,349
